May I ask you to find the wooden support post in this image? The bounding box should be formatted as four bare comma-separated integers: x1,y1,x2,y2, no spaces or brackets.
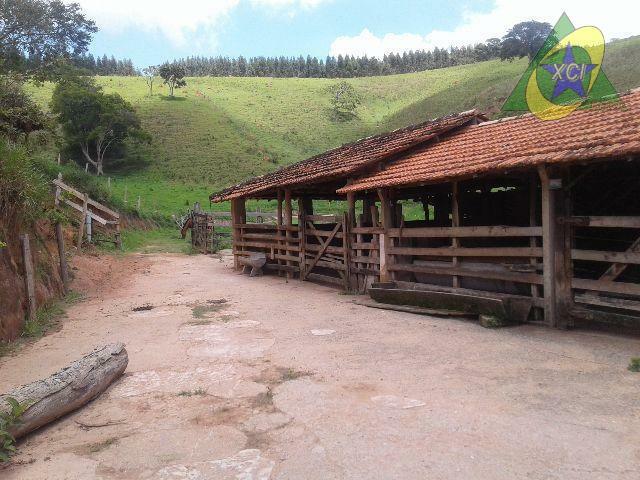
557,173,573,328
539,166,556,326
284,189,293,279
451,182,461,288
529,174,542,321
85,212,92,244
346,192,357,291
378,189,393,282
107,177,111,189
342,212,352,291
55,222,69,294
115,222,122,250
301,197,314,216
298,198,307,278
77,193,89,250
55,173,62,207
276,190,284,275
136,196,141,211
231,198,246,270
20,234,37,321
347,193,356,227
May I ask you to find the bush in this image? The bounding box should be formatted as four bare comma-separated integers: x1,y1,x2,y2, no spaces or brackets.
0,140,49,224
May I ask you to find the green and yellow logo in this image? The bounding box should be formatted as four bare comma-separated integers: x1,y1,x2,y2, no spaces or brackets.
503,13,618,121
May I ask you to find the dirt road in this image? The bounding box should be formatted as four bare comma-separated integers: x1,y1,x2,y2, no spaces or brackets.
1,253,639,479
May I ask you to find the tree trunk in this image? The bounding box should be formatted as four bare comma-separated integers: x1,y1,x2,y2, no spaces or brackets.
0,344,128,440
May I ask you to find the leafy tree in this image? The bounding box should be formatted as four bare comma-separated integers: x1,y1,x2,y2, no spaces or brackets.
51,75,147,175
0,0,97,79
0,76,49,144
500,21,553,61
158,63,187,97
142,66,158,96
328,81,361,119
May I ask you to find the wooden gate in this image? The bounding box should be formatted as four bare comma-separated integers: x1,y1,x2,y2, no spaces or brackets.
301,214,351,290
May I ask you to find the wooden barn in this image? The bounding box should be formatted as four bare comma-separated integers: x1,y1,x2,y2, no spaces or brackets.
211,89,640,328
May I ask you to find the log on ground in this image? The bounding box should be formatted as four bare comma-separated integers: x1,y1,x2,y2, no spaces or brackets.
0,343,128,439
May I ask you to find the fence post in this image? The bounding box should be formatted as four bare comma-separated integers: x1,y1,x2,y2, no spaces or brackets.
20,234,37,321
77,193,89,250
55,223,69,294
85,211,92,243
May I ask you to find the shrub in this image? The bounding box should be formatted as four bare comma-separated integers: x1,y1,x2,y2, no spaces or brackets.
0,397,29,462
0,140,49,224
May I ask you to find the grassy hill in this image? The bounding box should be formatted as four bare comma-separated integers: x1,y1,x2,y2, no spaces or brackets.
28,36,640,218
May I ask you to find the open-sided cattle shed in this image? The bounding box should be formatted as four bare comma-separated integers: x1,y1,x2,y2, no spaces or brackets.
212,89,640,328
211,110,485,288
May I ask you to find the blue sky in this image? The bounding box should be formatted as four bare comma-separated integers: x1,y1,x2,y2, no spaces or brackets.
76,0,639,68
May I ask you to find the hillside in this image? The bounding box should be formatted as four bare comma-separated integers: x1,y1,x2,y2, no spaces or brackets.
28,36,640,217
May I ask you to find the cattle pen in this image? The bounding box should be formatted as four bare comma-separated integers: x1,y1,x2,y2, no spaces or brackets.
211,89,640,329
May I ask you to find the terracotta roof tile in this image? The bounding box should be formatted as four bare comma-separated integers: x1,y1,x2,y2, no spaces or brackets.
210,110,483,202
339,90,640,193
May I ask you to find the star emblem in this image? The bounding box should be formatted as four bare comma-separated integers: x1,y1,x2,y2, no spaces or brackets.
541,43,597,98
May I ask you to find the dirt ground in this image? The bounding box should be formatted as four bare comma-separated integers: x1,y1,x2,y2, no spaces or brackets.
1,252,639,480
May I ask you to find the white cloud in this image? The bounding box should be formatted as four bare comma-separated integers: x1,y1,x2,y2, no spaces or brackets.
330,0,640,58
72,0,329,47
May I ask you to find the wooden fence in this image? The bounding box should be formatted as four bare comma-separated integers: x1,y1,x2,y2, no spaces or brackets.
53,174,121,249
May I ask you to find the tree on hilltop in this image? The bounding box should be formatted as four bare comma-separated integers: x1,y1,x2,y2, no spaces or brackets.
158,63,187,97
500,21,553,61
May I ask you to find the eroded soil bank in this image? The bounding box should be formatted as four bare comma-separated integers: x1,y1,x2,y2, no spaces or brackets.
1,253,639,479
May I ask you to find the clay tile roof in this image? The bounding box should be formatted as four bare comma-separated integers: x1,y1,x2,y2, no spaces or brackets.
210,110,484,202
339,89,640,194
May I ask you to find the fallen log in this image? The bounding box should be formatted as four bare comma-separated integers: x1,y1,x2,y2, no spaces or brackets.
0,343,128,439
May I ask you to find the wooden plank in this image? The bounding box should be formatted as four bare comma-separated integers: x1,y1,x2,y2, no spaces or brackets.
352,242,379,250
303,221,342,278
273,254,301,263
574,293,640,313
304,244,345,255
20,234,37,321
305,259,347,271
305,228,344,239
388,247,544,257
264,263,299,273
241,233,298,242
352,227,384,234
387,226,543,238
62,199,108,225
53,179,119,219
599,236,640,281
306,215,342,222
565,216,640,228
571,249,640,265
388,263,544,285
351,255,380,264
572,278,640,296
233,223,278,230
306,272,344,286
236,241,300,251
